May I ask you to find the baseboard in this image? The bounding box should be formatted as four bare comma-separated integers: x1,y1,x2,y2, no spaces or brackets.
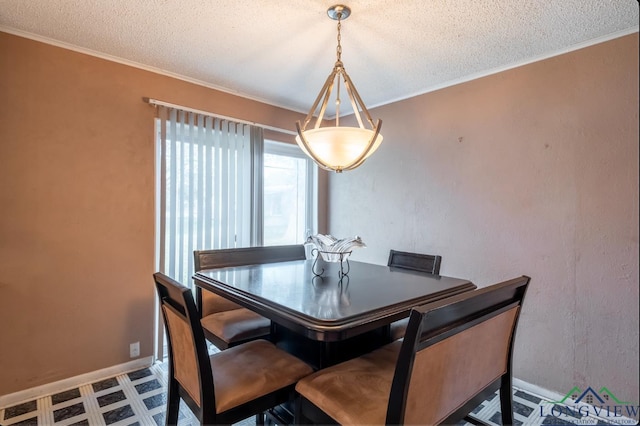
513,378,638,424
513,377,567,402
0,356,154,409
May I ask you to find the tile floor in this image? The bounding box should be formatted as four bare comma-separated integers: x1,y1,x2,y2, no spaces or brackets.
0,362,635,426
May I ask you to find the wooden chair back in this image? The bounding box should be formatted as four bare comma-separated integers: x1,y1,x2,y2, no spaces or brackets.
194,244,306,271
154,272,216,418
193,245,306,315
386,276,530,425
387,249,442,275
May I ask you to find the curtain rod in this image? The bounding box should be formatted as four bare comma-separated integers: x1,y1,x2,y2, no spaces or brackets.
143,97,296,136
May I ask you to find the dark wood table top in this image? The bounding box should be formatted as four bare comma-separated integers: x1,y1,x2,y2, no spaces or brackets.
194,259,476,341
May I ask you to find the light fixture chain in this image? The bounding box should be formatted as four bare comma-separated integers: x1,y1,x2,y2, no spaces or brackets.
295,4,383,173
335,11,343,124
336,14,342,62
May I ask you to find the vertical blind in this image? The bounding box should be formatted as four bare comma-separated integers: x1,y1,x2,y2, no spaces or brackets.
157,106,262,285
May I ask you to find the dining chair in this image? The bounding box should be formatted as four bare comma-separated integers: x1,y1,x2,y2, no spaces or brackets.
193,245,306,350
154,272,313,426
387,249,442,274
387,249,442,340
295,275,530,425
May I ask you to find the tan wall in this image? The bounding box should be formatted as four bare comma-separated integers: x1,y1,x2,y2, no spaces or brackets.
2,28,637,402
329,33,639,401
0,32,327,395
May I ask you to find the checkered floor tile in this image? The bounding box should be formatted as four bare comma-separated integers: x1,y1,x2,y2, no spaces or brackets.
1,363,635,425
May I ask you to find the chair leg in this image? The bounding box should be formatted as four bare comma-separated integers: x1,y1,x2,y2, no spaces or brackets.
255,412,265,425
165,377,180,426
499,374,514,426
294,395,308,424
269,322,277,343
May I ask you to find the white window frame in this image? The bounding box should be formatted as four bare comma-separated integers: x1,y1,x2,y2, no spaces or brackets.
263,140,318,243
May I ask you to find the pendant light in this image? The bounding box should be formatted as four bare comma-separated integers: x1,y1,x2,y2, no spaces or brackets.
295,4,383,173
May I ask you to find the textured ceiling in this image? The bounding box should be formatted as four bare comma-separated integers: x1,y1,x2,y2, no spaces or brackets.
0,0,638,116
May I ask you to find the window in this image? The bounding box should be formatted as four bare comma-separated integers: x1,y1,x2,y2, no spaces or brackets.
154,108,316,360
263,140,316,246
155,108,317,286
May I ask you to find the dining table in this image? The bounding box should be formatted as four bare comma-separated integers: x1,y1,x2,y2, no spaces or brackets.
193,258,476,370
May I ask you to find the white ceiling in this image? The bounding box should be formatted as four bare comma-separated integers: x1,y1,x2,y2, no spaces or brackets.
1,0,638,116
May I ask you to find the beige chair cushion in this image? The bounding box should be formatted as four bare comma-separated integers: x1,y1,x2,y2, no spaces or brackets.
201,308,271,344
162,305,202,405
211,339,314,413
403,307,519,424
201,289,242,316
295,341,402,425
